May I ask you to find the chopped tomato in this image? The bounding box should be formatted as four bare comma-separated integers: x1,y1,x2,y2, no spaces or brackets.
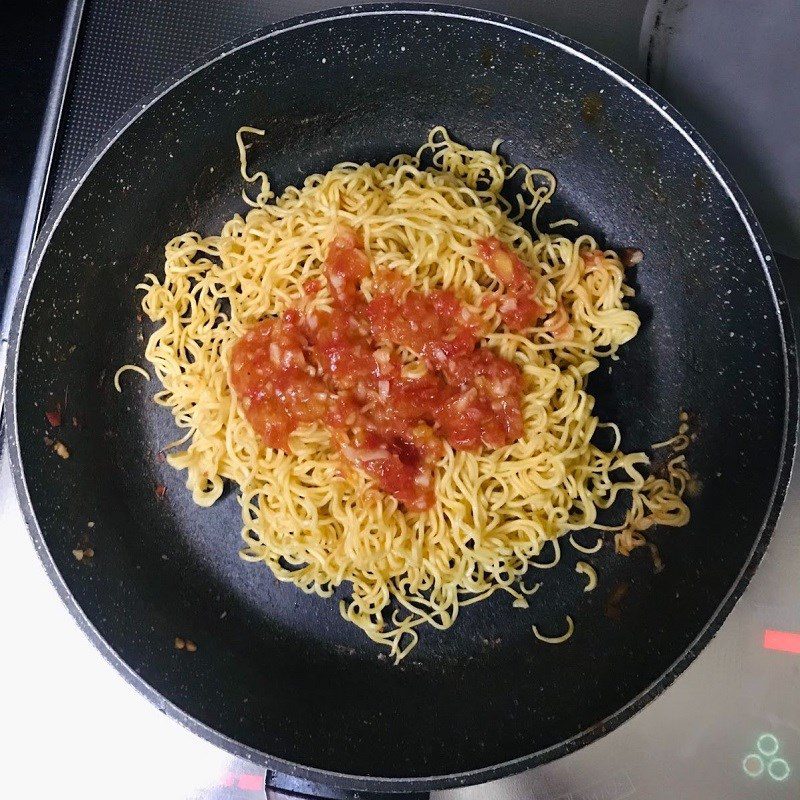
229,227,525,510
311,308,376,390
477,237,544,331
375,373,448,424
303,277,322,295
366,288,480,370
437,349,523,449
229,315,326,450
347,427,443,511
542,301,574,340
325,226,370,308
581,249,605,269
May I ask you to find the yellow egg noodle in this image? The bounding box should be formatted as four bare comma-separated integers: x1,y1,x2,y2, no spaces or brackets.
138,126,690,661
575,561,598,592
533,614,575,644
113,363,150,393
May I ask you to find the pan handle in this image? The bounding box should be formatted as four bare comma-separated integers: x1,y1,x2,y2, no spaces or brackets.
264,770,429,800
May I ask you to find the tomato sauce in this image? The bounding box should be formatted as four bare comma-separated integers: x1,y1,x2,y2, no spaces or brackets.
367,286,479,366
477,236,544,331
230,227,526,510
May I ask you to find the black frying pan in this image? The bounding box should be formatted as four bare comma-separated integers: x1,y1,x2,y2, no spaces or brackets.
7,4,797,798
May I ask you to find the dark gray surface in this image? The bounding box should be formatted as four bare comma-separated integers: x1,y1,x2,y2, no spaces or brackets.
49,0,648,205
9,5,795,792
642,0,800,257
0,0,69,282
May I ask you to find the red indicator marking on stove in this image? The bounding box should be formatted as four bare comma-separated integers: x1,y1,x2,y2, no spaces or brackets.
763,629,800,654
237,773,263,791
219,772,263,791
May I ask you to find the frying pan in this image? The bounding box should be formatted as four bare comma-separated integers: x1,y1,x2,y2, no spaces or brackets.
7,4,797,798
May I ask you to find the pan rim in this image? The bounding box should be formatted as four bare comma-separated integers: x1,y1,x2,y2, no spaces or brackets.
6,2,798,792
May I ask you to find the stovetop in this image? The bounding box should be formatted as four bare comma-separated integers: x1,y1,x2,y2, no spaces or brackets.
3,2,800,799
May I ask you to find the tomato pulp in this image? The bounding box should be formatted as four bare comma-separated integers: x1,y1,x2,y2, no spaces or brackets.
230,228,530,510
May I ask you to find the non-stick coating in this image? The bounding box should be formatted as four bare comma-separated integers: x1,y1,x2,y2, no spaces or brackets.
8,4,797,793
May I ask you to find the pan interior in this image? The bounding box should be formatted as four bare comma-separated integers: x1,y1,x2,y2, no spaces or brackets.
13,9,789,782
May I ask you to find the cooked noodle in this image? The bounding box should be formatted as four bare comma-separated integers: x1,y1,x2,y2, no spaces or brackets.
114,364,150,392
138,126,689,661
568,533,604,554
530,538,561,569
575,561,597,592
533,615,575,644
651,410,691,453
615,455,691,556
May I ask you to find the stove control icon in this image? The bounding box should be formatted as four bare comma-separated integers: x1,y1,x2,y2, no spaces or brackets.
742,733,790,781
